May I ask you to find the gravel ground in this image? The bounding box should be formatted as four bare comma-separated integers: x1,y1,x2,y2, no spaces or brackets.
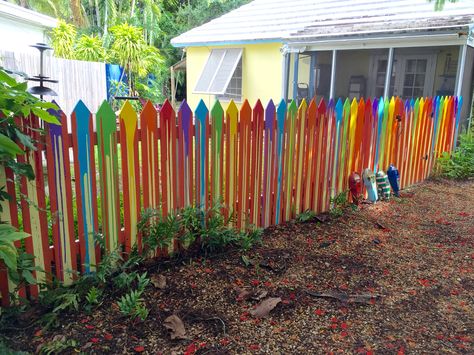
3,178,474,354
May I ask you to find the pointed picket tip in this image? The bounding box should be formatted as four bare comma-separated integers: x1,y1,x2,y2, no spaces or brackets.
351,97,358,107
195,99,208,120
350,98,358,114
73,99,91,117
265,99,276,116
241,99,252,116
210,99,223,117
317,98,326,113
226,99,238,117
390,96,395,105
179,99,192,117
253,99,264,113
97,100,115,117
142,100,156,115
365,97,371,108
120,100,137,119
308,97,317,111
328,98,335,110
334,98,343,119
160,99,175,118
276,98,287,114
288,99,297,114
298,98,307,112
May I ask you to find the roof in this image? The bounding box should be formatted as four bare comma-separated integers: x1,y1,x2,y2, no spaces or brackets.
0,1,57,28
171,0,474,47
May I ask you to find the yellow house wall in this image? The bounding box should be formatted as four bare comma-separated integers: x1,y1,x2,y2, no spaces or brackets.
186,42,283,109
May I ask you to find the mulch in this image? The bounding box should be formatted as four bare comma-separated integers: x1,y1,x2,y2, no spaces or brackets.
3,178,474,354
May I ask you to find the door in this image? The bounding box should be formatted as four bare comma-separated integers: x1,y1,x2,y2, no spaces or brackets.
370,54,436,99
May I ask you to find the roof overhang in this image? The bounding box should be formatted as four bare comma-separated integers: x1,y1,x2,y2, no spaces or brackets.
284,27,473,53
0,1,57,29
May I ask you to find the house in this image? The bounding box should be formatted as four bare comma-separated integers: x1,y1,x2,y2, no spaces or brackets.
0,1,57,51
171,0,474,122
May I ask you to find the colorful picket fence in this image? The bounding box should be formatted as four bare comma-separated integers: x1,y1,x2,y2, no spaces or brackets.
0,95,462,305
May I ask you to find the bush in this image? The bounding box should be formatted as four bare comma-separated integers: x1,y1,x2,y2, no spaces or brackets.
436,129,474,179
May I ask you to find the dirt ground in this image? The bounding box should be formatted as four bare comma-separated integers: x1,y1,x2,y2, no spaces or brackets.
3,179,474,354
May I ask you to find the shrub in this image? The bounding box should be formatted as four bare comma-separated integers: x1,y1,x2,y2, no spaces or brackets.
436,129,474,179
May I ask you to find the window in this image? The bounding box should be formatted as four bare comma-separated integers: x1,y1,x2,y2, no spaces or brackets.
194,48,243,100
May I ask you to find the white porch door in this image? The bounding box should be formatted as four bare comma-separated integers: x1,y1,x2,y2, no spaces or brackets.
370,54,436,99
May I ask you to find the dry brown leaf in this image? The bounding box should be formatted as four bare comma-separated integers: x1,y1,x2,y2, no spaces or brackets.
235,287,252,301
250,297,281,318
151,275,167,289
163,315,186,340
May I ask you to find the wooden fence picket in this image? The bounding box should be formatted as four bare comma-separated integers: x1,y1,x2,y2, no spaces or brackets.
71,100,99,273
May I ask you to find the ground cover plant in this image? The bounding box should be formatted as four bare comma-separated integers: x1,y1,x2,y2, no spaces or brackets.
0,178,472,353
437,128,474,179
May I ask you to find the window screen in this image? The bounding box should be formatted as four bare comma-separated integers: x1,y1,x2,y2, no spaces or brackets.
193,48,243,95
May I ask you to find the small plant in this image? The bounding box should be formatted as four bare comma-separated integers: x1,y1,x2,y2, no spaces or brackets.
114,271,137,289
39,336,77,355
296,209,316,223
117,290,149,321
330,191,349,218
436,129,474,179
136,272,150,292
138,208,180,256
237,227,263,252
85,286,102,305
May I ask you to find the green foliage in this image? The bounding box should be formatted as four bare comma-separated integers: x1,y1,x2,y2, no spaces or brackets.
0,339,29,355
114,271,137,289
296,209,317,223
117,289,149,320
39,336,77,355
436,129,474,179
0,68,59,295
139,204,263,255
85,286,102,305
50,19,77,59
0,224,28,272
330,191,349,218
430,0,458,11
74,34,107,61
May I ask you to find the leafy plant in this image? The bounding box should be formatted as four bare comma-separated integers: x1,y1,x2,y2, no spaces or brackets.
296,209,317,223
50,19,77,59
139,208,180,255
0,224,28,275
117,289,148,320
436,129,474,179
85,286,102,305
74,34,107,62
114,271,137,289
237,227,263,252
39,336,77,355
330,191,349,218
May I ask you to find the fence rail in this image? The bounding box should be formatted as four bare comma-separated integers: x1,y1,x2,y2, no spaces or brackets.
0,95,462,305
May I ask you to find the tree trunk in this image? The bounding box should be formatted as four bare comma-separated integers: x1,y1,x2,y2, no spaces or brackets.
130,0,136,17
70,0,85,27
95,0,101,28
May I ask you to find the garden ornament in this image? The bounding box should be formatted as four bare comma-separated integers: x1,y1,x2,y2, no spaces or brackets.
376,171,391,200
387,164,400,197
362,168,378,203
348,172,362,205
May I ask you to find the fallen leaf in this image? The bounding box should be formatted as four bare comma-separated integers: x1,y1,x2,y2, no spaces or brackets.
151,274,167,289
250,297,281,318
164,315,187,340
104,333,113,340
90,338,99,343
134,345,145,353
235,287,252,301
251,289,268,301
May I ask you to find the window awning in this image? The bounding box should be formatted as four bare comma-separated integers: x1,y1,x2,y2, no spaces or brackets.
193,48,242,94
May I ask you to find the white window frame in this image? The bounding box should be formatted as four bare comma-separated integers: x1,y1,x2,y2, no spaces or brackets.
369,53,437,98
193,48,243,96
